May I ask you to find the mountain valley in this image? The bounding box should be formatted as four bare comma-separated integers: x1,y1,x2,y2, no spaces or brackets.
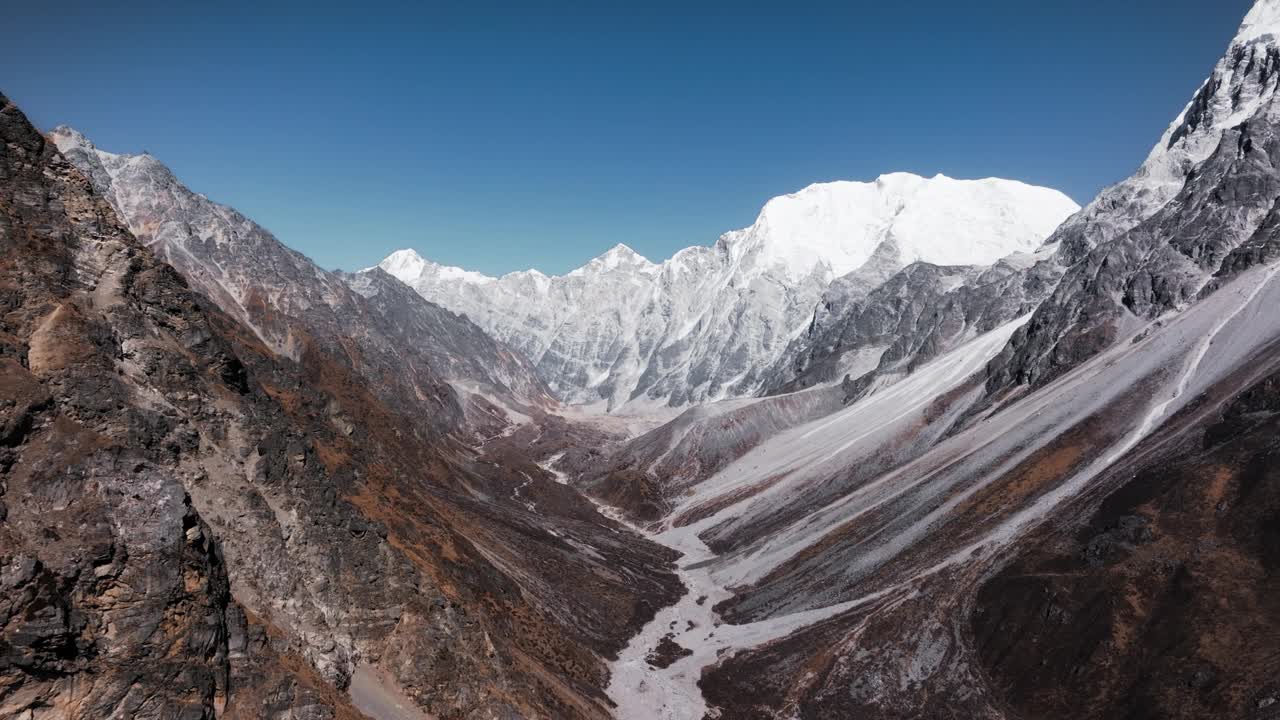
4,2,1280,719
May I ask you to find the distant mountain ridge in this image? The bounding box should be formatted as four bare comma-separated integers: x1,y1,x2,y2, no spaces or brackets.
50,126,555,435
381,173,1078,412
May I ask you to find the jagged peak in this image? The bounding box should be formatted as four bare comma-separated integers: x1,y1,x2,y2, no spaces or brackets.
378,248,496,284
48,126,171,182
601,242,648,262
568,243,656,276
49,124,94,150
1112,0,1280,238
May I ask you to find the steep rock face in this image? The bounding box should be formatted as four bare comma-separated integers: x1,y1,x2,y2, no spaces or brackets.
3,94,682,719
337,266,554,429
765,260,985,394
0,92,366,720
49,127,553,436
382,174,1077,412
760,241,1068,412
845,248,1067,404
759,238,907,392
987,4,1280,395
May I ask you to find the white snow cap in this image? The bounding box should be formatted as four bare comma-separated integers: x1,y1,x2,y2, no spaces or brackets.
49,125,94,150
379,248,493,284
727,172,1079,279
1238,0,1280,43
569,243,657,276
385,173,1077,285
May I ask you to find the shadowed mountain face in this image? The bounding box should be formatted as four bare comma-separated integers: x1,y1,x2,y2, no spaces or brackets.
0,93,682,719
50,126,556,440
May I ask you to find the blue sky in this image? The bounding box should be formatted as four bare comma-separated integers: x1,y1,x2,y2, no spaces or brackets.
3,1,1255,275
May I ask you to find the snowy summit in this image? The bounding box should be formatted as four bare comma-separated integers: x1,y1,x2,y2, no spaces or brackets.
380,173,1078,411
1236,0,1280,43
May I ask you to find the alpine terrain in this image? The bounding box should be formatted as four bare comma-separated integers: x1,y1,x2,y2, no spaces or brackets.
379,175,1078,413
2,1,1280,720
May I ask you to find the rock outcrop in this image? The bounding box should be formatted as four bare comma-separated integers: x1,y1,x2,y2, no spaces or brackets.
987,8,1280,397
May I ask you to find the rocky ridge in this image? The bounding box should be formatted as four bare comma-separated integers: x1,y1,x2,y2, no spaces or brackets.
2,93,682,720
50,126,554,438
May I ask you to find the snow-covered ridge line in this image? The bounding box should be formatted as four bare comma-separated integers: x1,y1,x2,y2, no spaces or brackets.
382,173,1077,411
1237,0,1280,43
388,173,1077,282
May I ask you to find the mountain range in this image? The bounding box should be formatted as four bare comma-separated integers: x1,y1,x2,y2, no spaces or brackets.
3,2,1280,719
380,174,1077,413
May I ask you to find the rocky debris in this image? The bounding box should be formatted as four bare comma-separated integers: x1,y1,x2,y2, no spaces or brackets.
696,314,1280,718
645,635,693,670
973,350,1280,720
0,90,365,720
571,384,846,525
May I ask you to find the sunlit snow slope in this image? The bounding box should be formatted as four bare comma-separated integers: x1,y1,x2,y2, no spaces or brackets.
381,174,1077,412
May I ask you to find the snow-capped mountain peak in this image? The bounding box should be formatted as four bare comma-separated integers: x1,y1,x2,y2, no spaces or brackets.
380,248,495,284
50,124,94,150
382,174,1077,411
569,242,657,276
1238,0,1280,43
727,173,1078,280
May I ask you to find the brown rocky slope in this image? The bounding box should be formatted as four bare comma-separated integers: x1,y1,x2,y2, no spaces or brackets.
0,91,680,719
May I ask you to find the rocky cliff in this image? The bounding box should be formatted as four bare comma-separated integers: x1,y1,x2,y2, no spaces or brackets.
1,93,681,719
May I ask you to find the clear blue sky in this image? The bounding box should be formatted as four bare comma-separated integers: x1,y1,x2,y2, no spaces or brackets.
3,1,1255,275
